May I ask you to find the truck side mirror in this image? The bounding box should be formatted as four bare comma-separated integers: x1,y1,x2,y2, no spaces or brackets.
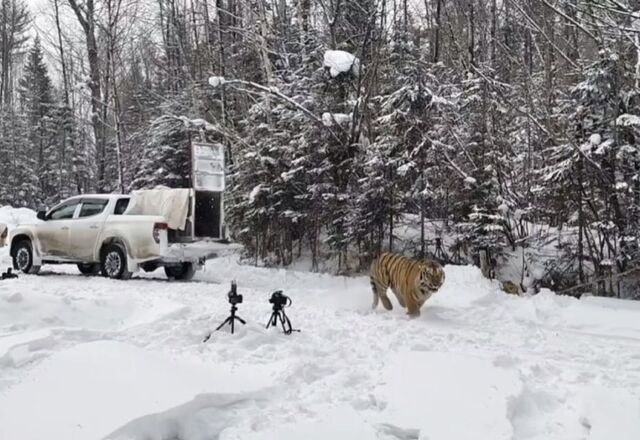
36,210,47,221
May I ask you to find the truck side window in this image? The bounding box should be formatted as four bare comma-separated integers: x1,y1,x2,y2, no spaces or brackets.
114,198,130,215
49,202,79,220
79,200,108,218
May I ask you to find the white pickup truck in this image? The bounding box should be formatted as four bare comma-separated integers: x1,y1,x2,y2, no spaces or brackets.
8,192,238,280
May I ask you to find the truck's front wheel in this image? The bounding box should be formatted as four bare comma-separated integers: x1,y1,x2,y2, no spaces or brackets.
100,244,132,280
12,240,40,274
164,263,196,281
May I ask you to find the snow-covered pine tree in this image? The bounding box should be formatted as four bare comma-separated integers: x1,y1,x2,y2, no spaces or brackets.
18,37,58,205
0,107,39,207
130,114,192,190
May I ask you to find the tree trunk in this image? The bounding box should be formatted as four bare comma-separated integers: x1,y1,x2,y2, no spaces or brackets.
67,0,106,192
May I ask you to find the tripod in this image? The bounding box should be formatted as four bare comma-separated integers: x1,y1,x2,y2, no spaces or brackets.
265,306,298,335
203,303,246,342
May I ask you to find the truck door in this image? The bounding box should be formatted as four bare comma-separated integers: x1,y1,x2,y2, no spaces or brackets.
69,198,109,261
37,201,81,257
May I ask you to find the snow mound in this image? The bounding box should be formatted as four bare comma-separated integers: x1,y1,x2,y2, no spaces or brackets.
0,341,275,440
244,405,379,440
377,351,523,440
323,50,360,77
0,287,187,334
0,205,37,227
580,386,640,440
1,256,640,440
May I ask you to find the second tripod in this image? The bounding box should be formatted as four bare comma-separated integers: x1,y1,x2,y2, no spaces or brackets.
265,290,299,335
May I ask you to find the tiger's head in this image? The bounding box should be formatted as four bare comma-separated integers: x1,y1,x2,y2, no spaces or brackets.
416,260,445,301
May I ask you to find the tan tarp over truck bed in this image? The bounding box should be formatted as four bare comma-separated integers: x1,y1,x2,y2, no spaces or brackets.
124,188,191,231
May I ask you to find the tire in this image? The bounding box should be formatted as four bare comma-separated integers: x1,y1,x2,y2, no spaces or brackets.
12,240,41,274
100,244,132,280
164,263,196,281
77,263,100,275
140,262,159,273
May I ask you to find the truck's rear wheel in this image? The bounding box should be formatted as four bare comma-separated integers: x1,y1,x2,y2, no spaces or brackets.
164,263,196,281
77,263,100,275
12,240,40,274
100,244,132,280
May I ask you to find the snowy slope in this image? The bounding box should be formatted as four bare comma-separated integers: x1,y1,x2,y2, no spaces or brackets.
0,251,639,439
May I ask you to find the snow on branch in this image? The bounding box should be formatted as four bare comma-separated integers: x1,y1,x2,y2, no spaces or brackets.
323,50,360,78
617,114,640,127
322,112,352,127
209,76,343,144
208,76,226,87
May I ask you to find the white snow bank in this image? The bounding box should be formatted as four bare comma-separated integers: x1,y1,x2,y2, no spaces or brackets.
0,341,275,440
323,50,360,77
107,393,270,440
244,405,379,440
503,290,640,339
0,205,37,227
1,256,640,440
377,351,523,440
580,386,640,440
0,206,36,254
0,287,187,334
0,329,52,362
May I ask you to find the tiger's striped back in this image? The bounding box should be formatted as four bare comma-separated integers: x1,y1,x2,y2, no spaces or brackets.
370,252,445,316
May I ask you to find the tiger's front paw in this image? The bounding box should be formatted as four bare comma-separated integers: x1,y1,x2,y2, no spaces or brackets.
407,310,421,318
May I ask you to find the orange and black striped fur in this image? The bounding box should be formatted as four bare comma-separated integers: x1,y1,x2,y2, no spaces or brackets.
370,253,445,316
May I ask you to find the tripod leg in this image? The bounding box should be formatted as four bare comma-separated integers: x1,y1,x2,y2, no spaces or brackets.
266,312,277,329
237,316,247,324
279,312,292,335
215,317,232,331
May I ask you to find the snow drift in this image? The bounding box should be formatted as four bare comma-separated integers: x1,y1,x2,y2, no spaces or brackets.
0,257,639,440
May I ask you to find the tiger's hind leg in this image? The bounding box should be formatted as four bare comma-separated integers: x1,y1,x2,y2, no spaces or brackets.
378,286,393,311
371,278,393,310
370,278,380,309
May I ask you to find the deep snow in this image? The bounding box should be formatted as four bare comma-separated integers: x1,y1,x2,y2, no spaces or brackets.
0,208,639,439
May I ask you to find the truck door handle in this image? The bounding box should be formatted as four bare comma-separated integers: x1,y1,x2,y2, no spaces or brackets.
89,225,99,229
61,226,69,230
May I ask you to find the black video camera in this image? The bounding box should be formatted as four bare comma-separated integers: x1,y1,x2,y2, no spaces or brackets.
227,281,243,305
269,290,291,309
1,268,18,280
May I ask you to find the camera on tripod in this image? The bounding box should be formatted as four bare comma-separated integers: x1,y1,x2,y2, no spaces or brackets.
268,290,290,309
204,280,246,341
1,268,18,280
203,282,300,342
227,281,243,305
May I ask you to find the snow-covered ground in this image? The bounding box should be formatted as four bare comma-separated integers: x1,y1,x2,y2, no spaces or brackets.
1,208,639,440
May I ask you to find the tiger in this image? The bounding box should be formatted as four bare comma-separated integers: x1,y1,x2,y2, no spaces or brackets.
370,252,445,317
